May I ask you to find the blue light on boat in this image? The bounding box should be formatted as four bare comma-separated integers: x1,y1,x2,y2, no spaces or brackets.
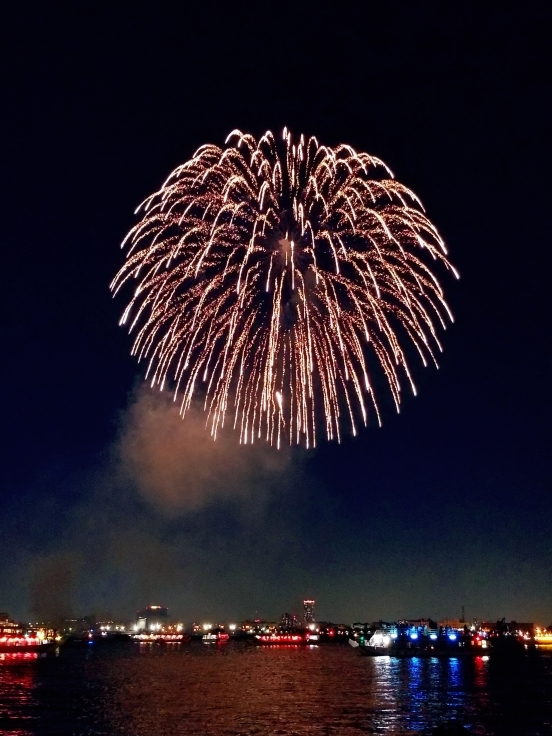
430,633,438,640
410,633,418,640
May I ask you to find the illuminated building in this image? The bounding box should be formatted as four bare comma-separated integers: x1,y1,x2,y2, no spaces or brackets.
439,618,466,631
136,605,168,632
281,613,300,629
303,599,315,624
96,620,129,634
62,615,96,636
480,620,534,637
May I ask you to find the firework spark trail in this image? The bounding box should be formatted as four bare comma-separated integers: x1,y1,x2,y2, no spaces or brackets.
112,128,459,448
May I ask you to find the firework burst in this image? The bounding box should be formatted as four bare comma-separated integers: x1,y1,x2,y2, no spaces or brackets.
111,128,458,448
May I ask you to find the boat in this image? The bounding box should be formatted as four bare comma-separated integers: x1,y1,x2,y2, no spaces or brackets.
132,632,191,644
94,631,131,643
251,631,318,646
202,629,230,643
349,625,492,658
351,641,489,658
0,615,58,653
348,620,541,658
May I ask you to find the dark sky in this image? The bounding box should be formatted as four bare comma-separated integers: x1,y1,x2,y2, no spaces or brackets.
1,0,551,625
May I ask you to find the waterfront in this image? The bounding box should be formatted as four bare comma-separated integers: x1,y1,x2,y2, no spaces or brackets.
1,643,552,735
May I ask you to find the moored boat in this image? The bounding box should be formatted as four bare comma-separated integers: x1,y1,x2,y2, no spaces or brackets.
202,629,229,643
349,621,534,658
0,614,58,653
252,631,319,646
132,632,191,643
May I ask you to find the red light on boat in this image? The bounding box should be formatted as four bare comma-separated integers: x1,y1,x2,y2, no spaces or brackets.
258,634,304,643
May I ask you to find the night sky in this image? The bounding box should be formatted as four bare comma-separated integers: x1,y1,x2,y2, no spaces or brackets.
2,0,551,625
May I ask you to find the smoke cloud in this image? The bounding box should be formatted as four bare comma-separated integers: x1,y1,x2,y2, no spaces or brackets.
0,384,305,622
29,552,79,623
6,384,547,626
115,386,291,514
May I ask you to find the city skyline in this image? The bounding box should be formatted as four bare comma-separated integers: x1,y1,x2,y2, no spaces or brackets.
9,596,552,634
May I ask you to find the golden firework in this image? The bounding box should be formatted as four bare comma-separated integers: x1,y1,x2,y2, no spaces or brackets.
112,128,458,448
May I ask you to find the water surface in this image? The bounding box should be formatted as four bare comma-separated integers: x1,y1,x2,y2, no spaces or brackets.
1,643,551,735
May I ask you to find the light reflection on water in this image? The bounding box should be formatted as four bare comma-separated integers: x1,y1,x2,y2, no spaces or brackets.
0,652,37,736
0,643,551,735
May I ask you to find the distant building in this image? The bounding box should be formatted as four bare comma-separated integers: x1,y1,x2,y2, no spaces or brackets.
62,615,96,635
281,613,300,629
136,605,169,631
281,612,293,628
480,620,534,636
303,599,315,624
398,618,437,631
96,619,129,633
439,618,466,631
239,620,277,634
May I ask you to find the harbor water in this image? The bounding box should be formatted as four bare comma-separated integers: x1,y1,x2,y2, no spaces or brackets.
1,642,551,735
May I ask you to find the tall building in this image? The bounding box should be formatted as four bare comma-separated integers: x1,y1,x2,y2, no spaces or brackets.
303,599,315,624
281,612,293,629
281,613,300,629
136,605,168,631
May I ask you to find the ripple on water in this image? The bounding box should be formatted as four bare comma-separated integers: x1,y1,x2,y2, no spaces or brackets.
1,644,551,735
